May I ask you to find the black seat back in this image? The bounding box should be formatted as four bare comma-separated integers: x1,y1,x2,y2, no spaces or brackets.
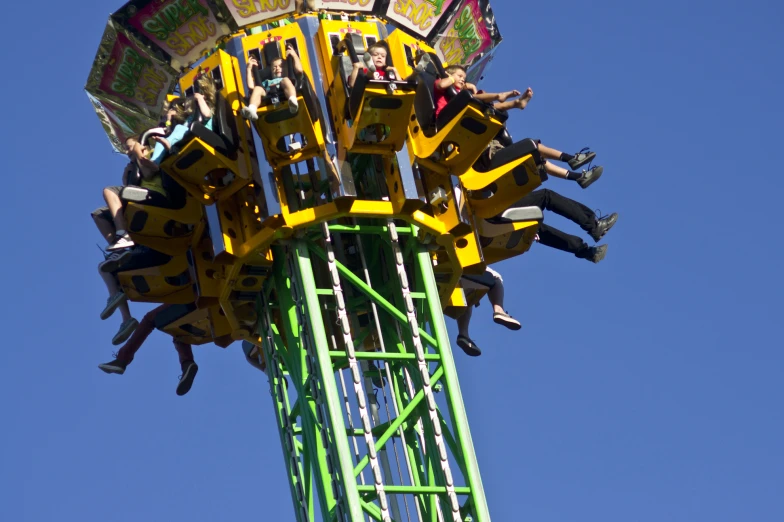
414,71,438,136
160,171,187,208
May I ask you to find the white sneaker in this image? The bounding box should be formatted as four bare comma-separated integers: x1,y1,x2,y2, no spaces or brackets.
241,105,258,121
107,234,134,251
288,96,299,114
493,311,521,331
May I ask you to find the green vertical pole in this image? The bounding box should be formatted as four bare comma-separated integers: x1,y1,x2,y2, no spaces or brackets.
415,246,491,522
289,239,365,521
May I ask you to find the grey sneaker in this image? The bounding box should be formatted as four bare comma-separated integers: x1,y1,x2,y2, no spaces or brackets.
590,212,619,242
98,357,128,375
590,244,608,263
112,318,139,346
577,166,603,189
100,292,128,320
568,148,596,170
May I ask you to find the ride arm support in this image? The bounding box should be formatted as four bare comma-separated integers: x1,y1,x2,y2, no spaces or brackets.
287,47,304,75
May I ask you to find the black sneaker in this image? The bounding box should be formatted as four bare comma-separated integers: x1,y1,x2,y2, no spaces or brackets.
493,311,522,331
568,148,596,170
176,361,199,396
456,335,481,357
590,244,608,263
590,212,619,242
99,249,133,274
98,358,128,375
577,166,603,189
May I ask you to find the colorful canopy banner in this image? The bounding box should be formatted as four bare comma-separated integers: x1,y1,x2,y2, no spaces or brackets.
431,0,497,68
87,93,158,152
218,0,297,27
85,19,177,150
384,0,455,38
465,43,495,85
315,0,378,13
112,0,231,69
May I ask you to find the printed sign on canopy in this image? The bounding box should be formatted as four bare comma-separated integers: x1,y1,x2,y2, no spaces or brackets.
315,0,377,12
220,0,296,27
85,19,177,117
113,0,229,68
385,0,455,38
432,0,492,67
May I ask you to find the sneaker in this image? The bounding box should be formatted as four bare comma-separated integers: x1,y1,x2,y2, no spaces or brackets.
288,96,299,114
590,212,619,242
456,334,481,357
100,292,128,320
99,250,133,274
176,361,199,396
577,165,603,189
98,358,128,375
568,148,596,170
112,317,139,346
107,234,134,251
590,244,608,264
493,311,522,331
240,105,258,121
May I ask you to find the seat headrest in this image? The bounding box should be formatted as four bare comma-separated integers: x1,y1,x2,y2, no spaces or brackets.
262,41,282,67
337,33,365,63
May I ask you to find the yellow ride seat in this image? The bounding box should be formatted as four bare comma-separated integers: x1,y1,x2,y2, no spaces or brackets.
459,137,547,219
122,173,204,256
248,37,327,169
161,51,253,203
476,206,544,265
326,33,417,155
407,54,505,176
154,303,234,347
116,249,195,305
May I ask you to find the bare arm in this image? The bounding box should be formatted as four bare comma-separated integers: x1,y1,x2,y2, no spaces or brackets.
436,76,456,90
193,93,212,119
348,61,362,88
246,57,257,91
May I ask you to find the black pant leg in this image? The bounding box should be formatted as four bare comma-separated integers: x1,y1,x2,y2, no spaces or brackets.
537,223,593,259
539,189,597,234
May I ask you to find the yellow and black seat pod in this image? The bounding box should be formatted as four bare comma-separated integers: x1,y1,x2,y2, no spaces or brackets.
408,55,504,176
460,137,547,219
240,25,327,169
336,34,417,154
115,249,195,305
153,303,234,347
476,205,543,265
123,172,205,256
161,50,252,203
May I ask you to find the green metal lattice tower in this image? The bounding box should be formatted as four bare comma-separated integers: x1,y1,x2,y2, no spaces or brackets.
253,214,492,522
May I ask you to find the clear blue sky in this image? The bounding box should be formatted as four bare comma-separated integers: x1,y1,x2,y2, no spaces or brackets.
1,0,782,520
